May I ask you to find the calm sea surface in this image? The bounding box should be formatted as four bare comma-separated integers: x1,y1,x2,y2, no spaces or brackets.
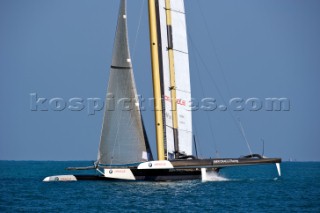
0,161,319,212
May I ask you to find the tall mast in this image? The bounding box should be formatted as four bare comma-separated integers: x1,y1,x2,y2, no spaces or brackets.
148,0,165,160
164,0,180,158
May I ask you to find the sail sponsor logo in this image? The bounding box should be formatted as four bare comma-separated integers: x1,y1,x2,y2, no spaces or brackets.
138,161,174,169
50,175,77,181
154,162,167,166
104,169,136,180
56,177,75,181
213,159,239,164
113,169,127,173
164,95,186,106
108,169,127,174
147,162,168,167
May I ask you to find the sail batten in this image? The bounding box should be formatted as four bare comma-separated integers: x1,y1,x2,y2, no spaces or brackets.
98,0,152,165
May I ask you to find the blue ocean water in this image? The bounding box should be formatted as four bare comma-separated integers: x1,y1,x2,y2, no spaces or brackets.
0,161,319,212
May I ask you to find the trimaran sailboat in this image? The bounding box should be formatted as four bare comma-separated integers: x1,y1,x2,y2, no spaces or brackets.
44,0,281,182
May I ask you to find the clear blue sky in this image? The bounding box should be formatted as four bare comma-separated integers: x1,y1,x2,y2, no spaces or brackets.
1,0,319,161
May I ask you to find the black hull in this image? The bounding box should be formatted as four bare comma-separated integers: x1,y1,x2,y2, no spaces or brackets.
132,168,202,181
74,168,211,181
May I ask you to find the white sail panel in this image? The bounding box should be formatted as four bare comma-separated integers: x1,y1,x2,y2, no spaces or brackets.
170,0,193,156
158,0,174,158
157,0,193,158
170,12,188,53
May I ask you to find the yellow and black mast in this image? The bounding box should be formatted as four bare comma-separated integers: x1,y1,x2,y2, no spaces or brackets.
148,0,180,160
148,0,166,160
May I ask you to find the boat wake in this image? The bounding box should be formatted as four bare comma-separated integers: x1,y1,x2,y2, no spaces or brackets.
201,169,229,182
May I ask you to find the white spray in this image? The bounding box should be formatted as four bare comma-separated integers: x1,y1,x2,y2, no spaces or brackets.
201,168,229,182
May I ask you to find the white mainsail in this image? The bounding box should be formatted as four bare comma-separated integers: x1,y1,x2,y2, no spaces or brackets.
157,0,193,158
97,0,152,165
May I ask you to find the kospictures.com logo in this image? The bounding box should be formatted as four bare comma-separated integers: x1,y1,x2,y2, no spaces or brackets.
29,93,290,115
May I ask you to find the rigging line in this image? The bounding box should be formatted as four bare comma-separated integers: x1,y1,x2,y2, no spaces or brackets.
261,138,265,156
195,1,232,97
237,117,253,155
196,1,254,155
189,33,249,155
189,37,219,157
97,94,108,164
188,35,227,107
132,0,145,61
193,121,202,158
193,135,198,158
